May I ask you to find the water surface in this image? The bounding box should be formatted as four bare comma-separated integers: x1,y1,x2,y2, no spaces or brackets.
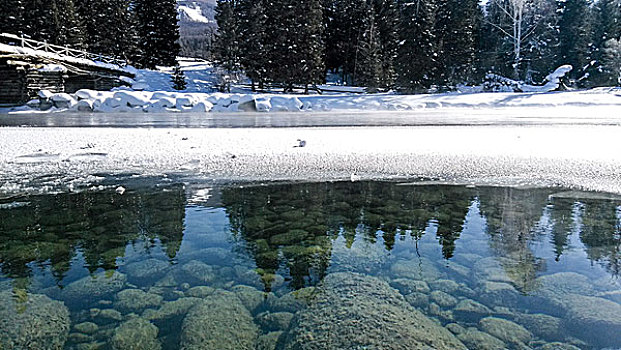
0,181,620,349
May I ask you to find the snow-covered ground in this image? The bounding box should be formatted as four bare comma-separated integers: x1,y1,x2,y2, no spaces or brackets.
1,117,621,196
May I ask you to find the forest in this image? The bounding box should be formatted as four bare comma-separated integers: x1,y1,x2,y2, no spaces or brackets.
0,0,619,92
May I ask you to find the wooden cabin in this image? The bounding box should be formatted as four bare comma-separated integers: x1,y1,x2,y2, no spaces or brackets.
0,33,134,106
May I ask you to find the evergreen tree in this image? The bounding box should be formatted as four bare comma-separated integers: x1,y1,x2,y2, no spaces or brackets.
357,3,383,91
49,0,84,48
557,0,591,83
171,63,188,90
600,38,621,85
237,0,267,90
434,0,481,88
590,0,621,85
213,0,241,79
372,0,400,88
0,0,25,35
395,0,438,92
264,0,324,91
134,0,180,68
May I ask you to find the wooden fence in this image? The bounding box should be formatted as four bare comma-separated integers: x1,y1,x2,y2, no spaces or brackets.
0,33,127,67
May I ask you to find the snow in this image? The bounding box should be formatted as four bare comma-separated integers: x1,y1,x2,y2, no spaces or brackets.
38,64,68,73
0,43,130,74
177,5,210,23
1,122,621,196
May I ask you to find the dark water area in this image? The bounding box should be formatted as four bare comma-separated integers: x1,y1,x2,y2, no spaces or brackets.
0,181,620,349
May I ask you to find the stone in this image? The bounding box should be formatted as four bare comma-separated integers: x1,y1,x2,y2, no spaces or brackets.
181,260,216,285
124,259,170,283
453,299,493,322
457,328,506,350
73,322,99,335
479,317,532,345
114,289,163,313
185,286,215,298
561,294,621,348
445,323,466,335
98,309,123,322
479,281,519,307
472,257,514,285
429,302,454,321
232,285,266,313
266,287,316,313
69,333,93,343
390,258,444,281
0,292,70,350
513,313,563,341
404,292,430,309
143,297,202,321
536,342,581,350
110,318,161,350
256,331,283,350
256,311,294,332
280,272,466,349
61,271,126,304
429,279,461,294
430,290,458,308
180,291,258,350
390,279,431,294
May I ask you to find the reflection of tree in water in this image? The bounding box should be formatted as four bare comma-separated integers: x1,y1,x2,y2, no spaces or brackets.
547,197,576,261
221,182,475,290
579,199,621,277
477,187,553,292
0,185,186,289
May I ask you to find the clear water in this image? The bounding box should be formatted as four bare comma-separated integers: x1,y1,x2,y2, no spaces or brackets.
0,181,620,350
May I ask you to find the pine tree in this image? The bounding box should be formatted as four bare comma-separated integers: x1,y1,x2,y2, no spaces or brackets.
50,0,84,48
264,0,324,91
134,0,180,68
213,0,241,80
557,0,591,83
0,0,25,35
357,3,383,92
372,0,400,88
395,0,438,92
590,0,621,86
237,0,267,90
434,0,481,88
171,63,188,90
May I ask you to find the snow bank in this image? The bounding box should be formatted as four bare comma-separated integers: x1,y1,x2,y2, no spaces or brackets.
12,83,621,114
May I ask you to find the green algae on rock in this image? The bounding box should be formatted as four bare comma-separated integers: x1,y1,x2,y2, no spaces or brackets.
281,272,467,350
61,271,127,303
0,291,70,350
110,318,161,350
180,291,259,350
114,289,163,313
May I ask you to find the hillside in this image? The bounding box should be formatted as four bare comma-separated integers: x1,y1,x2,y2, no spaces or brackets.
177,0,217,59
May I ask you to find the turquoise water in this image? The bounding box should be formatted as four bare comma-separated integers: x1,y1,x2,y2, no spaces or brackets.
0,181,620,349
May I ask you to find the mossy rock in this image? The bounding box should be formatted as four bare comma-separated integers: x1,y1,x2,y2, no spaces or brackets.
281,272,466,349
453,299,492,323
479,317,532,345
255,311,294,332
561,294,621,348
180,291,258,350
114,289,163,313
124,259,170,283
456,327,505,350
61,271,126,304
0,292,70,350
256,331,283,350
110,318,161,350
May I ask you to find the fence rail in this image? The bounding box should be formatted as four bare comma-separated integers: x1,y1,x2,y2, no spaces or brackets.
0,33,127,67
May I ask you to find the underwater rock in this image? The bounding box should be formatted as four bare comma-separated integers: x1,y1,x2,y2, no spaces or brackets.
429,279,460,294
61,271,127,303
0,291,70,350
429,302,454,321
445,262,470,278
479,317,532,345
114,289,163,313
404,292,430,309
534,272,595,299
185,247,234,266
110,318,161,350
73,322,99,335
124,259,170,283
453,299,493,323
390,279,431,294
256,331,283,350
69,332,93,343
445,323,466,335
232,285,266,313
456,327,505,350
561,294,621,348
513,313,563,341
97,308,123,322
185,286,215,298
256,311,294,332
390,258,444,281
181,260,216,285
180,291,259,350
430,290,458,308
281,272,466,350
266,287,316,313
472,257,514,285
535,342,581,350
143,297,202,321
478,281,519,307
